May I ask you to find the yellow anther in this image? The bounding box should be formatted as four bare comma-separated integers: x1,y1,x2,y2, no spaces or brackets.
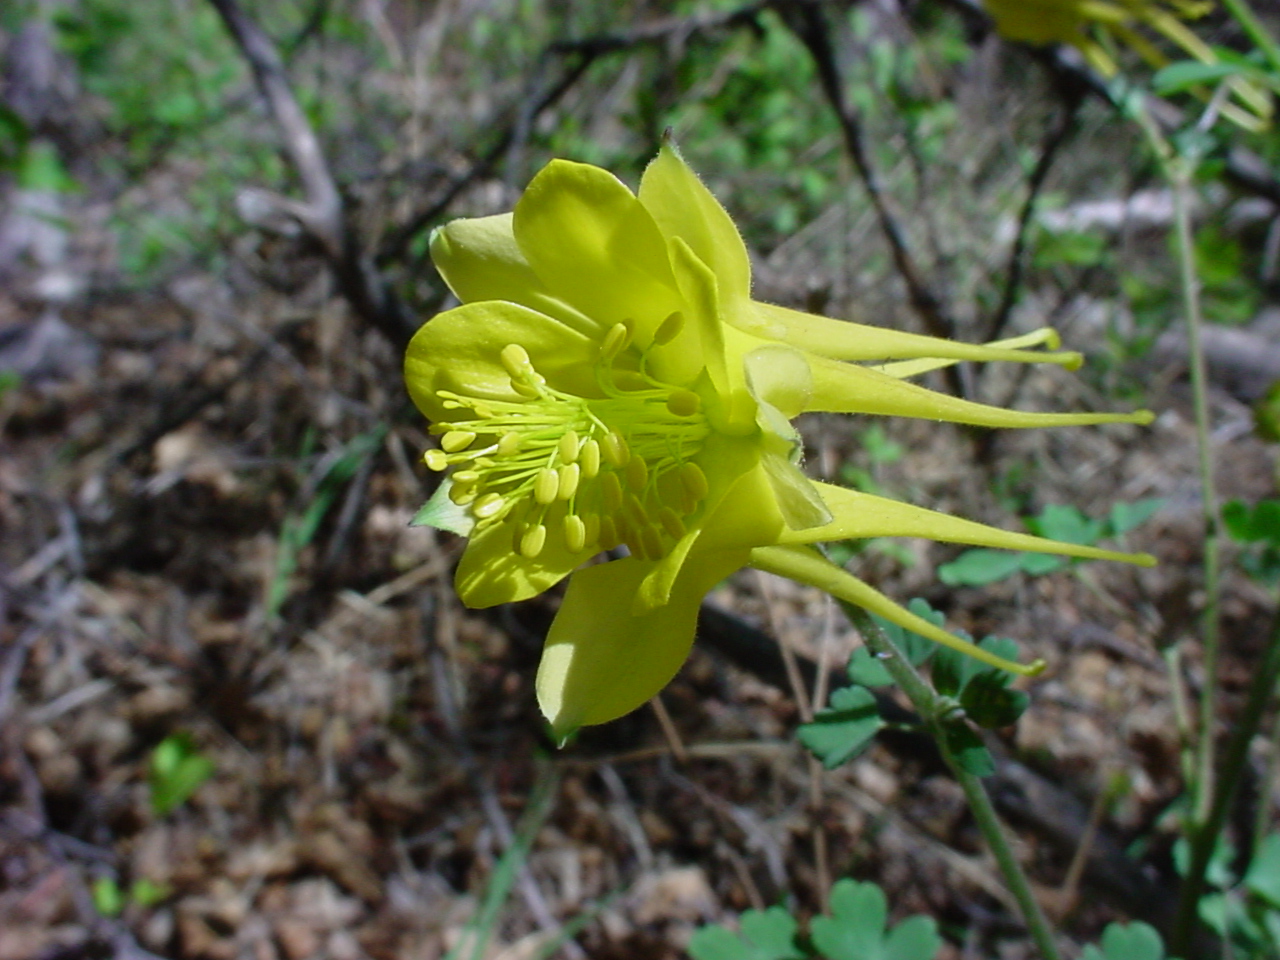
640,525,664,561
624,493,649,528
583,514,600,549
519,523,547,559
658,506,686,540
598,516,619,551
558,430,580,464
557,462,581,500
653,310,685,346
497,432,521,456
563,514,587,553
448,484,476,506
472,493,505,519
680,462,709,502
453,470,481,485
424,449,449,471
601,471,624,512
429,422,454,435
534,468,559,505
625,454,649,492
580,439,601,478
500,343,532,378
666,389,701,417
599,322,632,361
511,378,542,400
441,430,477,453
601,429,630,468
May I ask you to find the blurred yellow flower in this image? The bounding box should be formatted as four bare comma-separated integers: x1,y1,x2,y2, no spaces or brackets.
405,142,1154,740
982,0,1270,128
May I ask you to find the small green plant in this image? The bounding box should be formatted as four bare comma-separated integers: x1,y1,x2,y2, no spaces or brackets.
1173,833,1280,958
800,599,1028,776
1223,498,1280,585
148,732,215,815
688,879,941,960
1080,921,1174,960
91,877,169,917
938,500,1163,588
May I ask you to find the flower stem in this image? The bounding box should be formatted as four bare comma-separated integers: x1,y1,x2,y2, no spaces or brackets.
840,602,1063,960
1169,609,1280,956
1169,161,1224,827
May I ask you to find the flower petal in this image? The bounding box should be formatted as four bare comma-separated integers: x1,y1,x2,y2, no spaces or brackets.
750,544,1043,675
513,159,683,345
780,481,1156,567
429,215,601,338
455,501,585,608
743,301,1083,369
404,301,600,421
639,140,752,306
537,549,749,740
805,353,1154,428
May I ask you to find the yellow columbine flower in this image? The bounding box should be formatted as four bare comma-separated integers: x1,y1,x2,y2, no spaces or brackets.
982,0,1271,129
404,142,1155,740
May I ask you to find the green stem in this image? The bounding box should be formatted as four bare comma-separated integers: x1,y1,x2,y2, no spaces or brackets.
841,602,1063,960
1219,0,1280,76
1169,610,1280,957
1169,160,1224,827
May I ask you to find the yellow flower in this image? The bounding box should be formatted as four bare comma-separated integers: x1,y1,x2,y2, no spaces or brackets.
981,0,1270,129
405,142,1155,740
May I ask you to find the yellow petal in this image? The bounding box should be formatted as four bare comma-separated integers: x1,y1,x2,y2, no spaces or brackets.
513,159,683,346
454,503,586,608
742,301,1082,369
404,301,599,422
781,481,1156,567
639,139,752,306
874,328,1074,380
750,545,1044,675
537,550,748,739
806,353,1154,428
651,236,726,391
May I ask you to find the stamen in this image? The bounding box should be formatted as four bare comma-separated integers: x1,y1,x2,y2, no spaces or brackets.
563,515,587,553
558,431,580,463
680,462,709,502
602,429,630,468
639,525,663,561
497,432,521,456
425,449,449,471
519,523,547,559
580,439,601,478
534,468,559,505
601,472,624,512
441,430,477,453
653,311,684,346
658,507,686,540
666,390,701,417
473,493,504,519
557,463,580,500
599,322,632,361
500,344,532,379
625,455,648,492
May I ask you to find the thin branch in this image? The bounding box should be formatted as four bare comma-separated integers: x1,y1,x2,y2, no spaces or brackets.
779,0,962,390
378,2,768,267
985,83,1083,345
208,0,414,350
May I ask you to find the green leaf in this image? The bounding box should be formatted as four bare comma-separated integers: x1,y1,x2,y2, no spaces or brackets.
412,477,476,537
1153,60,1248,94
943,723,994,777
810,880,941,960
1222,499,1280,545
17,141,78,193
960,672,1029,729
1245,834,1280,908
688,906,806,960
800,686,884,769
92,877,125,917
937,549,1024,587
1030,504,1104,546
1109,498,1165,536
1080,922,1169,960
148,733,216,815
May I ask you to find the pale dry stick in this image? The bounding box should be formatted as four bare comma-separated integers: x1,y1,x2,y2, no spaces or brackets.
648,694,689,765
1046,777,1112,922
597,764,655,872
753,569,830,911
718,840,768,912
421,587,586,960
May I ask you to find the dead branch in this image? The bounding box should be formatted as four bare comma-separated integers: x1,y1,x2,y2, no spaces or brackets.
778,0,964,392
207,0,415,350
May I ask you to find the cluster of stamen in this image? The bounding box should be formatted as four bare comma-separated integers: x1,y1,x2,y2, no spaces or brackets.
424,318,711,561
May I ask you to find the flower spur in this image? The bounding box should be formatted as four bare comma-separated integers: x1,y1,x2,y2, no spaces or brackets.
405,142,1155,740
